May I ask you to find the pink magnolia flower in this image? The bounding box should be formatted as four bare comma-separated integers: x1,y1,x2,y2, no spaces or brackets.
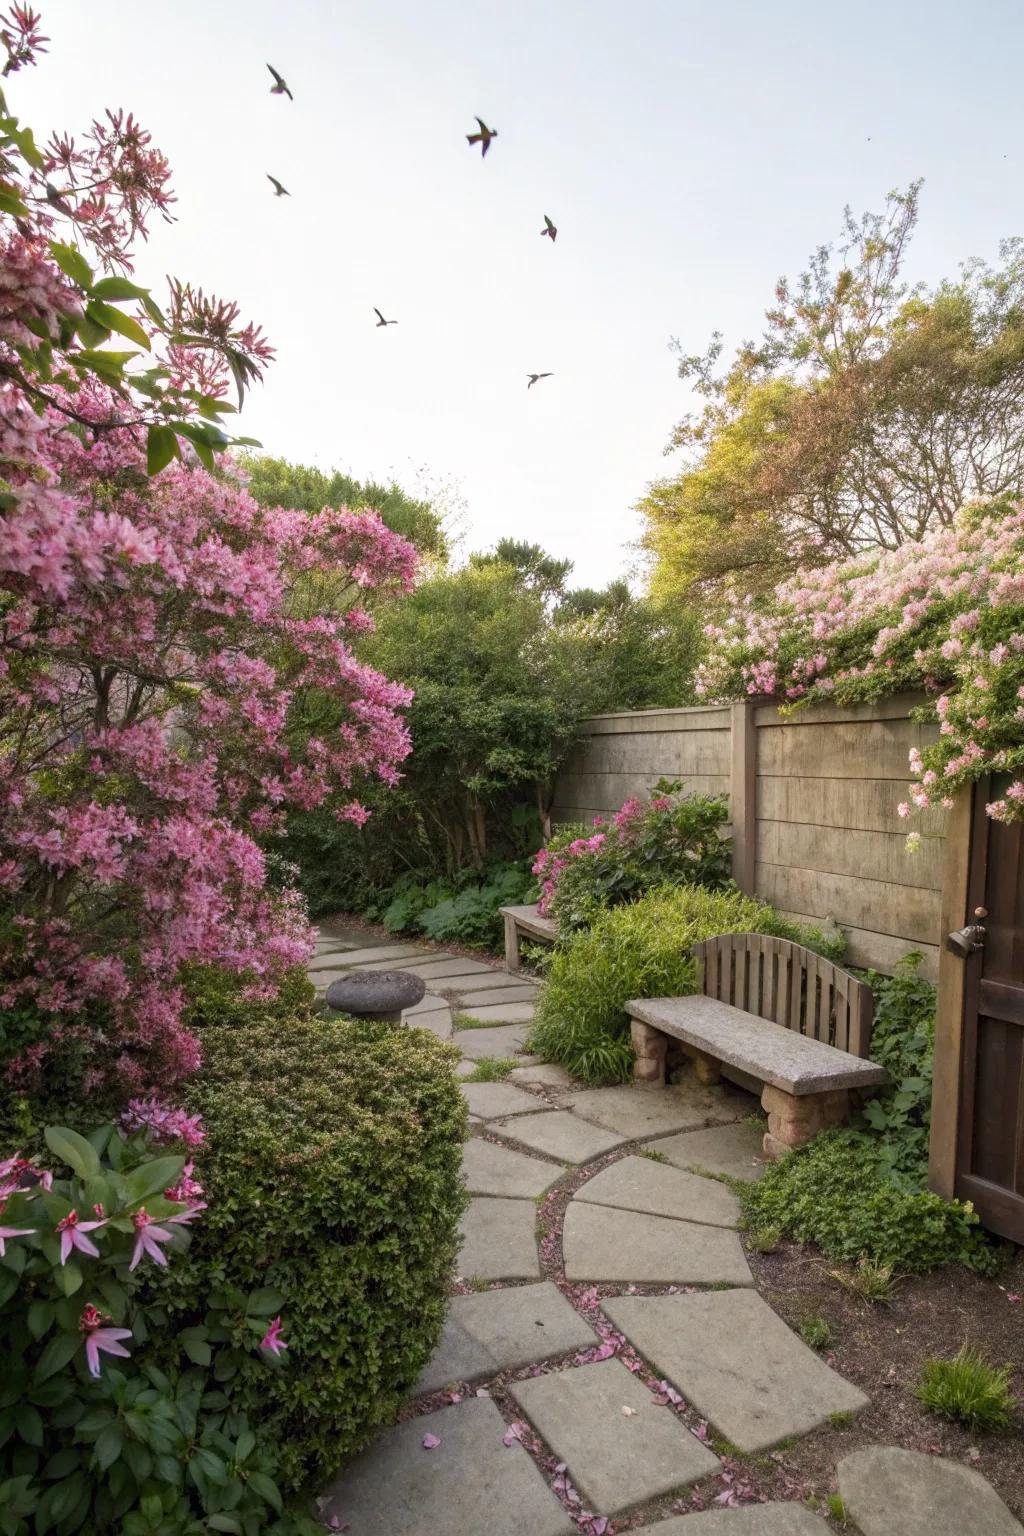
55,1208,106,1264
260,1315,288,1356
79,1303,133,1378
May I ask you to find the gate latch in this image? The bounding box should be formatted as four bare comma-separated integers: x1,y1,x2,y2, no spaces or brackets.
946,923,985,957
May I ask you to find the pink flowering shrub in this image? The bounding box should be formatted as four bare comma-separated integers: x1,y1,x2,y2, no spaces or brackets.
697,499,1024,831
533,778,732,931
0,20,418,1097
0,1121,315,1533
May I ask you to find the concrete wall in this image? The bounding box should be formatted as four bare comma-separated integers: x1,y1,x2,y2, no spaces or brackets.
550,693,947,979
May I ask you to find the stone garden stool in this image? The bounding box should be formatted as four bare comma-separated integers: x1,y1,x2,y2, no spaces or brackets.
325,969,426,1025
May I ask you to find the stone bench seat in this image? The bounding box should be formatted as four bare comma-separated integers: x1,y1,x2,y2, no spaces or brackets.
624,933,885,1159
500,903,557,972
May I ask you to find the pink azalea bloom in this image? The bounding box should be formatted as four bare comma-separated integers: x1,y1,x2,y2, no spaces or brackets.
55,1208,106,1264
128,1206,173,1270
79,1303,133,1378
260,1315,288,1356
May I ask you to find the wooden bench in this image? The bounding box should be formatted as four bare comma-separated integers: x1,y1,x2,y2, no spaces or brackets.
625,933,886,1159
499,902,557,973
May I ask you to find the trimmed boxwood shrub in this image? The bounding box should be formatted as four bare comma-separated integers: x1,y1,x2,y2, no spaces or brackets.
528,884,798,1083
152,1013,468,1489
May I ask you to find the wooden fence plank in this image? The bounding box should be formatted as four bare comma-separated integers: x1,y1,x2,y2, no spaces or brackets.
929,788,974,1200
758,776,948,837
758,718,940,780
757,819,944,890
756,862,941,947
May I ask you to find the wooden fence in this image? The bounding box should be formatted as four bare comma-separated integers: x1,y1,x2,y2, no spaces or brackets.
551,693,947,978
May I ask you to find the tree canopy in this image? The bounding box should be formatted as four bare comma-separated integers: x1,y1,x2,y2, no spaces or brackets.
641,183,1024,605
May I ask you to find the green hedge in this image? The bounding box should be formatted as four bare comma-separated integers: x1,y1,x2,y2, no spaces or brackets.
154,1013,468,1489
529,884,795,1083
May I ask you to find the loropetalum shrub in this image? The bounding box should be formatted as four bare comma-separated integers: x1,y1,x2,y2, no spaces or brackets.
0,1119,317,1535
740,1129,996,1276
153,1013,469,1490
0,23,417,1100
696,498,1024,831
534,780,732,933
529,884,794,1082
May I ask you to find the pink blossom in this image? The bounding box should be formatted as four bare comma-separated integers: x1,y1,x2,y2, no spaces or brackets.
128,1207,174,1270
55,1208,107,1264
260,1315,288,1356
79,1304,133,1378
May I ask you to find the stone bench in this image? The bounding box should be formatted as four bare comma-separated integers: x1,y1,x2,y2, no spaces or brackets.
499,902,557,973
625,933,886,1159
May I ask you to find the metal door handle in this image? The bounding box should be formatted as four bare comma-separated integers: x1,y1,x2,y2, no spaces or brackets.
946,924,985,957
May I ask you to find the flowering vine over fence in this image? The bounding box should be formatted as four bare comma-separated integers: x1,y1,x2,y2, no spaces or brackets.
0,10,419,1098
697,499,1024,831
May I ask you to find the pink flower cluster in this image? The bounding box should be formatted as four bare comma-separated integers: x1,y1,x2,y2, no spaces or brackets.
121,1098,206,1150
533,831,606,916
0,381,419,1096
697,501,1024,829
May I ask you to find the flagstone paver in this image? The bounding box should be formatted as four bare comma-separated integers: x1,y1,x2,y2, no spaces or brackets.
570,1083,750,1140
455,1059,478,1079
837,1446,1024,1536
458,1000,537,1024
563,1203,752,1285
651,1122,766,1181
500,1109,627,1162
576,1156,741,1228
644,1506,832,1534
462,1136,564,1198
407,1009,453,1040
510,1357,719,1516
461,1081,545,1119
602,1290,868,1452
452,984,541,1007
311,942,427,968
459,1197,540,1280
415,1281,599,1395
321,1397,574,1536
457,1023,531,1059
509,1062,576,1089
390,957,500,980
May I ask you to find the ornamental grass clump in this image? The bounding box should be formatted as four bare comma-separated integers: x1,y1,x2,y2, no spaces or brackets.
697,497,1024,832
533,778,732,933
528,884,791,1083
916,1344,1017,1430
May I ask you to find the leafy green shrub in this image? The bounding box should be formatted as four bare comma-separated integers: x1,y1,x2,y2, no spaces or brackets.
916,1345,1017,1429
853,955,936,1182
369,860,537,950
180,963,316,1031
799,1315,833,1350
535,781,732,934
154,1014,468,1490
529,885,792,1083
0,1124,314,1535
740,1130,996,1275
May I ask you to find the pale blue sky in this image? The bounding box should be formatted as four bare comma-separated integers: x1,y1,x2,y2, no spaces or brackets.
14,0,1024,584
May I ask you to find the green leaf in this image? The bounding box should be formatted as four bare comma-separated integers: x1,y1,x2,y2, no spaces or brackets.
26,1301,55,1342
93,1422,124,1472
34,1331,81,1383
44,1125,101,1179
124,1155,186,1203
245,1471,282,1513
146,425,180,477
192,1447,227,1485
243,1288,284,1318
43,1448,80,1480
16,1405,42,1447
54,1261,83,1298
89,276,149,303
182,1335,211,1367
85,300,150,351
0,185,29,217
207,1518,243,1534
48,241,93,291
234,1429,255,1463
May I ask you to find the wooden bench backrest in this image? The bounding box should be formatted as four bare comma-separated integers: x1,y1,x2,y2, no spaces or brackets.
693,933,874,1058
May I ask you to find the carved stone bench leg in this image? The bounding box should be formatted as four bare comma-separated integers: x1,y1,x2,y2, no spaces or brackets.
760,1084,849,1160
504,914,521,974
631,1020,667,1087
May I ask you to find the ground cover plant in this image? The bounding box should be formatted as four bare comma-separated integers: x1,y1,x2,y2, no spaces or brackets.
916,1345,1017,1430
533,779,732,933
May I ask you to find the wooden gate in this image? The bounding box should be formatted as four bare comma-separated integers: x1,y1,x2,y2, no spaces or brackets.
934,778,1024,1244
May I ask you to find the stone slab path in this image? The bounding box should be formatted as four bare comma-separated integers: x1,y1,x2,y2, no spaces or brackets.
315,927,1021,1536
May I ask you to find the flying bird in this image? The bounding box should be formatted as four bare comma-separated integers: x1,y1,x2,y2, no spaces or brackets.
527,373,552,389
267,63,292,100
267,174,290,197
541,215,557,242
466,117,497,157
374,308,398,327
